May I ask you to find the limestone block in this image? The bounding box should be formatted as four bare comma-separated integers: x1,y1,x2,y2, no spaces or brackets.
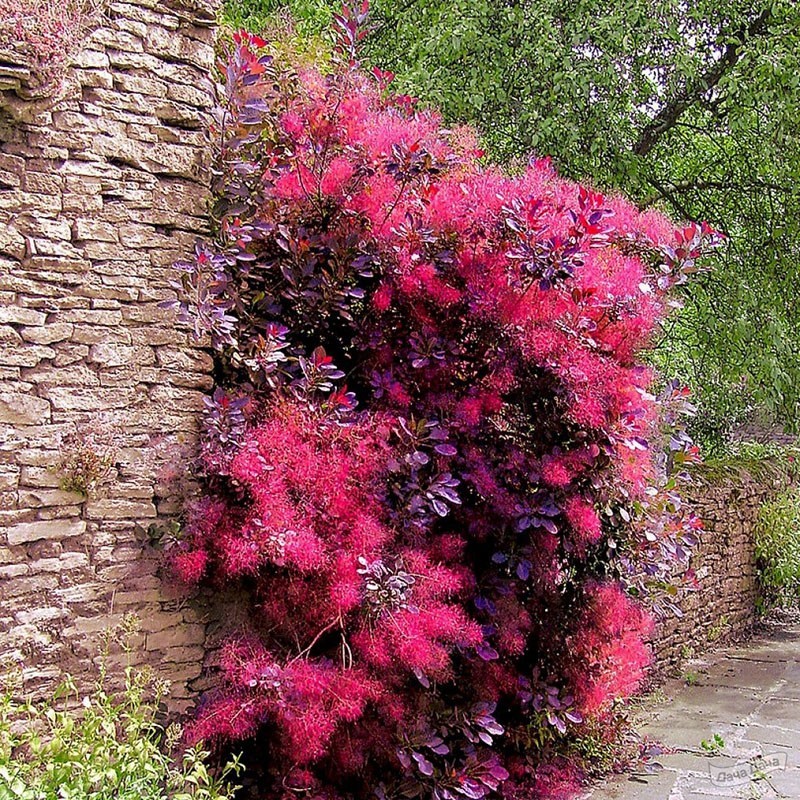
53,582,107,604
41,385,140,411
0,468,19,491
15,607,67,625
148,385,205,412
115,17,149,39
110,2,181,28
131,327,183,346
71,325,133,346
38,505,86,520
145,24,212,63
120,303,174,323
0,152,24,186
166,82,210,109
83,285,140,302
1,345,56,367
118,222,167,249
171,371,214,390
0,307,46,326
153,99,203,130
72,219,120,243
70,615,126,635
89,343,156,367
18,467,60,490
18,488,85,508
113,73,167,97
63,192,104,213
85,498,157,519
78,70,115,90
22,364,100,386
138,610,186,633
81,239,144,261
72,49,110,69
53,344,91,367
55,309,124,326
29,237,78,258
2,191,61,217
127,123,160,143
27,541,62,561
146,624,206,651
91,28,144,53
14,449,59,468
0,564,29,579
0,325,21,343
6,519,86,546
0,391,52,425
112,589,163,604
20,323,74,344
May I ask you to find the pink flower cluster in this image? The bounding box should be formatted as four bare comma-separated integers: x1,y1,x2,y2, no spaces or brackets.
168,22,719,800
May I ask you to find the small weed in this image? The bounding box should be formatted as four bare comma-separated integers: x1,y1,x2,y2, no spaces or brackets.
708,615,730,643
135,519,183,550
55,427,116,497
684,670,701,686
700,732,726,755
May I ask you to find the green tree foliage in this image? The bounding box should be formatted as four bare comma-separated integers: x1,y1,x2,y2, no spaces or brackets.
755,487,800,607
220,0,800,446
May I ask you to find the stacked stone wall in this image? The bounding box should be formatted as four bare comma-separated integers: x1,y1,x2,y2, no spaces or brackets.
651,475,783,670
0,0,217,714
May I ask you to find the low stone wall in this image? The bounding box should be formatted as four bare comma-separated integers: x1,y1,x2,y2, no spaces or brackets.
650,474,783,670
0,0,217,714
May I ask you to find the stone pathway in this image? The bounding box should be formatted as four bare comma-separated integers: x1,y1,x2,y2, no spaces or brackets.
586,616,800,800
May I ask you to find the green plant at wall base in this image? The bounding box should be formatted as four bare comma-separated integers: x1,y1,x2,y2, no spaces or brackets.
0,617,242,800
567,728,631,777
754,488,800,607
707,615,730,643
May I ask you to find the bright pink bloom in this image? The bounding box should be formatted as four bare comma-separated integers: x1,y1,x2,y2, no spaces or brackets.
170,25,716,800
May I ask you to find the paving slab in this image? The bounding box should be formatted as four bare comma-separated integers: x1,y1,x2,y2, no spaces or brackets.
750,698,800,733
701,660,781,692
584,770,678,800
586,616,800,800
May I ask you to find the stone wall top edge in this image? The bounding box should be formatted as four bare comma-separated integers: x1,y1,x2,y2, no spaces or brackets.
1,0,219,110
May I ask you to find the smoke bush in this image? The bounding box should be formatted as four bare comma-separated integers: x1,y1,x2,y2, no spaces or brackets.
166,16,719,800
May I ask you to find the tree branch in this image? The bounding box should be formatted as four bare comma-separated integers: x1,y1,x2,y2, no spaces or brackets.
642,177,793,206
633,9,772,157
643,176,695,221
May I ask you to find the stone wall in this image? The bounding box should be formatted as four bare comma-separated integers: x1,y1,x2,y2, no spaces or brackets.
650,474,784,670
0,0,217,714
